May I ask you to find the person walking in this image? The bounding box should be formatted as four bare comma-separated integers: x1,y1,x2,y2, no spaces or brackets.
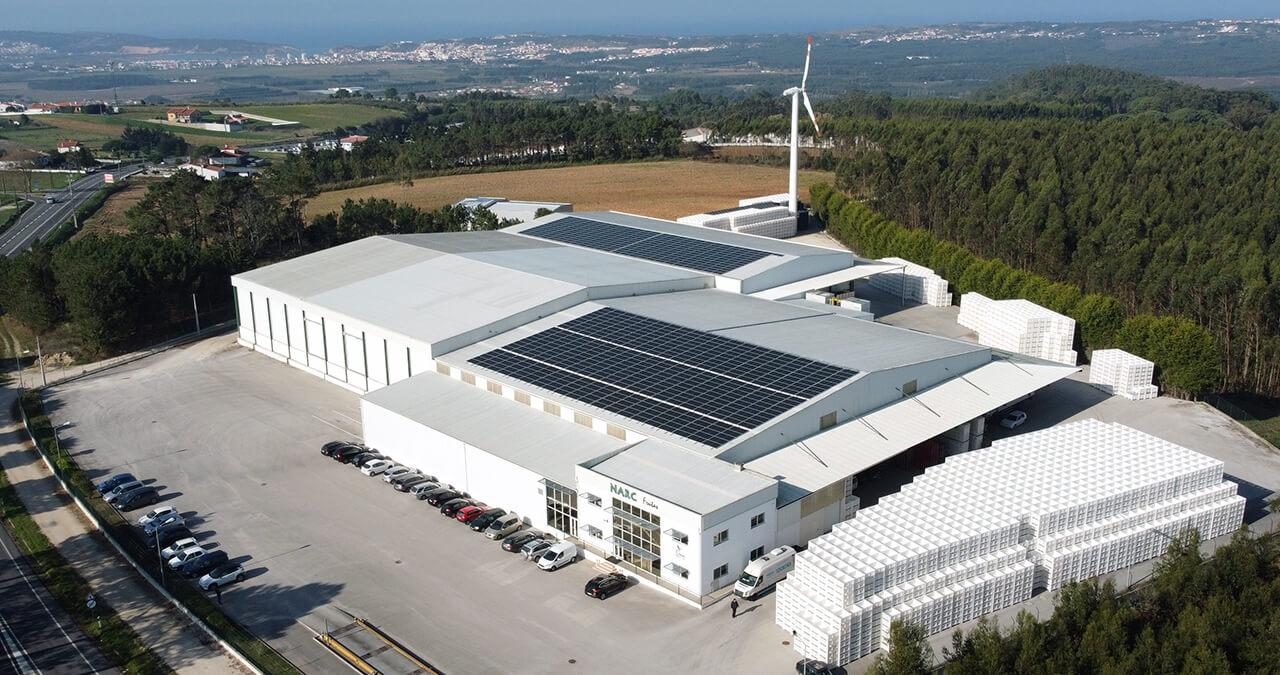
730,598,739,618
215,586,222,605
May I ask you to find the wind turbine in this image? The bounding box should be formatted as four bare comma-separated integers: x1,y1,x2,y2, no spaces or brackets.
782,38,820,216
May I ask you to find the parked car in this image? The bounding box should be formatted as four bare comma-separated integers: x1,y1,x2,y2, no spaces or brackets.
485,513,522,539
440,498,474,518
521,538,554,561
136,505,177,528
470,508,507,532
502,530,541,552
392,473,433,490
455,505,487,523
360,459,393,476
320,440,348,457
103,480,144,504
199,561,246,591
97,473,136,494
381,466,416,483
179,550,229,578
161,538,199,560
1000,410,1028,429
425,488,461,507
353,453,387,469
796,660,841,675
149,525,192,551
584,572,628,599
142,511,183,535
168,545,208,569
409,481,442,498
117,487,160,511
537,542,579,571
334,445,369,463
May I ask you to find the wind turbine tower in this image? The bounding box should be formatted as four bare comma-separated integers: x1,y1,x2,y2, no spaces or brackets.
782,38,820,216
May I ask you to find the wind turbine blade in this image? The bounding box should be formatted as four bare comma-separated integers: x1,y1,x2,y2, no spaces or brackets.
801,37,812,90
803,91,821,137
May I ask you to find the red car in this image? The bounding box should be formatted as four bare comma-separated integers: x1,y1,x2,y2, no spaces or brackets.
456,505,488,523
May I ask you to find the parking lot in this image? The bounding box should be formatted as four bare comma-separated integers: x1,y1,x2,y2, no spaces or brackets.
45,314,1280,674
44,336,802,675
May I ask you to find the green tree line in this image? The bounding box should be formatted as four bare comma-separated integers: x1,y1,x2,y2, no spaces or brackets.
810,184,1222,396
870,527,1280,674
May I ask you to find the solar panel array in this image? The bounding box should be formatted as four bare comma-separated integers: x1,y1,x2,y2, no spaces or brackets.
469,307,858,447
521,216,777,275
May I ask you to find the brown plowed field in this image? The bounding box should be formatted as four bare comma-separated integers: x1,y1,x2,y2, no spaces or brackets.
304,160,835,221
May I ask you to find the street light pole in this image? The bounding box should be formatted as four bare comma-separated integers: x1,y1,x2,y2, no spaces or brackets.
36,336,46,387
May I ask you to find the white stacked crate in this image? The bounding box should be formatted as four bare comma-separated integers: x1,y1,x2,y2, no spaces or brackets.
867,257,952,307
677,205,797,238
739,193,791,207
775,419,1244,664
957,292,1078,365
1089,349,1158,399
734,215,798,238
676,212,731,230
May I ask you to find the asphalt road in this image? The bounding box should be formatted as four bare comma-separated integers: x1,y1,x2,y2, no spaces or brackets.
0,517,117,675
0,166,143,257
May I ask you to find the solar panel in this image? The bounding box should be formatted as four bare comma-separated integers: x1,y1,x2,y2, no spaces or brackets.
468,308,859,447
522,216,777,275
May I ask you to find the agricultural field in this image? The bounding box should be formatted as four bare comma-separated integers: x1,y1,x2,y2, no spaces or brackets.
304,160,836,222
0,168,77,191
76,180,158,237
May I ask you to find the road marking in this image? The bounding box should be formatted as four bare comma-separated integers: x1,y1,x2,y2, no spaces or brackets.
0,531,96,672
311,415,361,438
331,410,362,427
0,610,42,675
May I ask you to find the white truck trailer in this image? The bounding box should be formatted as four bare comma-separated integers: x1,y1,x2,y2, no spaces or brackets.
734,546,797,598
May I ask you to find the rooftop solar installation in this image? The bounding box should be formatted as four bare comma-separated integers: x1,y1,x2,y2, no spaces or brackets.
469,308,859,447
522,216,777,275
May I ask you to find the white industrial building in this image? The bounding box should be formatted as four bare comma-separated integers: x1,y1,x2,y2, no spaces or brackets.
231,211,1077,605
454,196,573,225
777,419,1245,663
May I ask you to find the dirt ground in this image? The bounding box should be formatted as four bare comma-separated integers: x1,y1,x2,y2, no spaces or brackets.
303,160,836,221
77,180,159,238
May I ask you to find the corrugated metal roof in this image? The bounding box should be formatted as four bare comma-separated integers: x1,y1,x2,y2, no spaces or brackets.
744,358,1080,495
362,372,626,487
586,439,776,515
233,236,442,298
749,261,905,301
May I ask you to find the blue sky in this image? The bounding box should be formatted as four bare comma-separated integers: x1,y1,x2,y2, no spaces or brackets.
7,1,1278,49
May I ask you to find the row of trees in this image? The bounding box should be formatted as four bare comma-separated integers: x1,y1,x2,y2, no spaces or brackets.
102,126,188,160
278,93,684,188
811,184,1222,396
870,527,1280,674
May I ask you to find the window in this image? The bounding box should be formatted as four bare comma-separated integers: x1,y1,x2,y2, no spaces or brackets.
487,380,503,394
902,379,917,395
544,401,561,416
515,390,531,406
461,371,476,385
545,481,578,537
750,513,765,529
713,564,729,580
819,411,837,430
606,423,627,440
750,546,765,561
436,362,451,376
612,498,661,575
713,529,728,546
574,411,593,428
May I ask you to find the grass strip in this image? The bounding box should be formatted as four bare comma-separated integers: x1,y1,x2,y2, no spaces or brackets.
19,391,302,674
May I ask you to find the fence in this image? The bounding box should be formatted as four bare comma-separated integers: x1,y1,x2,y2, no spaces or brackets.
1203,394,1280,449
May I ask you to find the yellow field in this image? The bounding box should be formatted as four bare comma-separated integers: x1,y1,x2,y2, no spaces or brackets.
305,161,836,221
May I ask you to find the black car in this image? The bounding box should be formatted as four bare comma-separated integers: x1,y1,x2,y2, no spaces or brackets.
390,471,431,488
440,498,474,517
320,440,349,457
584,572,628,599
502,530,541,552
469,508,507,532
796,660,842,675
424,488,461,506
149,524,192,550
353,453,387,469
333,445,369,463
116,486,160,511
179,549,229,578
394,475,433,492
345,452,375,466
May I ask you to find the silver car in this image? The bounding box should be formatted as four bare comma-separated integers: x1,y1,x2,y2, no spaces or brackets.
198,562,246,591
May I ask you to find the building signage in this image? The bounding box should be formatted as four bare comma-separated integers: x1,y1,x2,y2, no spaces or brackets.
610,482,659,510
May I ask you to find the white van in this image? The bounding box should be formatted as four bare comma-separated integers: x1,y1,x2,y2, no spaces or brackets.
734,546,797,598
484,513,522,539
536,541,578,571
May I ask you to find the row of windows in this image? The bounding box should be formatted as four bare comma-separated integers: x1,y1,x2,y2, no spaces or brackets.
443,367,631,442
712,511,767,547
613,498,661,575
546,482,578,538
